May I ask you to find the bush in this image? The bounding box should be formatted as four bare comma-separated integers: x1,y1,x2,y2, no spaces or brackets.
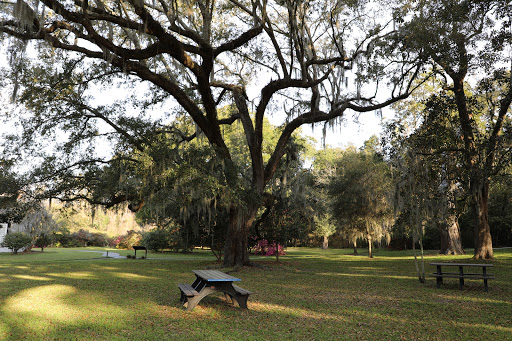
253,239,286,256
71,229,93,247
142,229,170,252
116,230,142,249
1,232,33,254
89,232,109,247
34,234,53,251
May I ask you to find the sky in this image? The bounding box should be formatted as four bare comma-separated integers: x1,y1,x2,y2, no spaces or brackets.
301,111,388,150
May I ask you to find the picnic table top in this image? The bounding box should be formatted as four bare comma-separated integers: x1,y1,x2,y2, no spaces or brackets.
192,270,242,282
430,262,493,267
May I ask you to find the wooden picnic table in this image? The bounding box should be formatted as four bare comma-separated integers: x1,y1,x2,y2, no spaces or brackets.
178,270,253,311
430,263,494,292
132,245,147,259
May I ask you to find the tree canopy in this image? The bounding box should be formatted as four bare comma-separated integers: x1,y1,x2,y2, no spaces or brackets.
0,0,423,266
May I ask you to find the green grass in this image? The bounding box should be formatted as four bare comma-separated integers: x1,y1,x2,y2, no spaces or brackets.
0,247,510,340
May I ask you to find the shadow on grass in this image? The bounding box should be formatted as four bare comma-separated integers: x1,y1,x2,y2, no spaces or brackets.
0,249,511,339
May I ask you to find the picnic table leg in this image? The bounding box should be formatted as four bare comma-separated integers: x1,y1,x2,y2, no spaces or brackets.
214,283,249,309
483,267,489,292
224,293,236,305
436,265,442,288
233,295,249,309
458,266,464,290
184,286,216,311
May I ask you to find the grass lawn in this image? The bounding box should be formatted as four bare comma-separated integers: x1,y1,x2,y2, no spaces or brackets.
0,247,510,340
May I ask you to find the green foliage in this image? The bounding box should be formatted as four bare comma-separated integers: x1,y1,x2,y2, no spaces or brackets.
0,160,38,224
22,206,61,250
488,175,512,247
34,234,53,251
313,214,337,249
52,202,141,237
141,229,170,252
329,148,394,256
1,232,32,254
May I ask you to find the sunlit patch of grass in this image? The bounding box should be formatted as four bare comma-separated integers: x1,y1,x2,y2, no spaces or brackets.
46,272,97,280
11,275,51,281
458,322,512,333
111,272,158,280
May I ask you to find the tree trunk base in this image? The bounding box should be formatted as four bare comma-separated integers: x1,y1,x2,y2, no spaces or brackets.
439,248,465,256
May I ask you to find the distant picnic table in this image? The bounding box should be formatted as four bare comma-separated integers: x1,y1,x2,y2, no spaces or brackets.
431,263,494,292
132,245,147,259
178,270,253,311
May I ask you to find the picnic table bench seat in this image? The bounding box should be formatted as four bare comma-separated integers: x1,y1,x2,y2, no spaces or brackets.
178,283,199,297
223,284,253,307
232,284,253,296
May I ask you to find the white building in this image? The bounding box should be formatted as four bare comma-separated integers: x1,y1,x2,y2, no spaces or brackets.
0,223,9,252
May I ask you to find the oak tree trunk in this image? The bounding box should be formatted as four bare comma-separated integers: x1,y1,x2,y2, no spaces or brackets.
453,80,494,260
472,182,494,260
223,206,258,267
439,216,465,255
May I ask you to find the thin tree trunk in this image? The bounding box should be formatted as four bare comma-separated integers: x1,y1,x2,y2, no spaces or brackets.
412,234,426,283
368,234,373,258
322,235,329,249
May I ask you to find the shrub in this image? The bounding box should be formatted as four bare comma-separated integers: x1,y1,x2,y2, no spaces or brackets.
116,230,142,249
34,234,53,251
89,232,109,247
142,229,170,252
253,239,286,256
1,232,33,254
72,229,92,247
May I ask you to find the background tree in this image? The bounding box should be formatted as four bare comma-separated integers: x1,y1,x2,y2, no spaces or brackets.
396,0,512,259
313,214,336,249
0,160,36,226
330,148,394,258
488,174,512,247
385,83,466,256
310,147,343,249
21,204,60,251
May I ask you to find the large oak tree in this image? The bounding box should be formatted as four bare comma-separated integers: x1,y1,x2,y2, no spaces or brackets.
1,0,422,266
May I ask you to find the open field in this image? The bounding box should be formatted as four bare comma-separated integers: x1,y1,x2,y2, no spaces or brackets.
0,247,510,340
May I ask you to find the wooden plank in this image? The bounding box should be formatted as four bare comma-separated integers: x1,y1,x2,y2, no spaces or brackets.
430,263,493,267
178,283,199,297
232,284,253,295
192,270,241,282
431,274,495,279
432,273,494,277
